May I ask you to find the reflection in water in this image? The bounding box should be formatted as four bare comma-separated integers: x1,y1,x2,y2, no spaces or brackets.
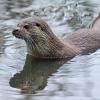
9,55,69,94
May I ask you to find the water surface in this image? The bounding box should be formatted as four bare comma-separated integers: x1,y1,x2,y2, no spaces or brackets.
0,0,100,100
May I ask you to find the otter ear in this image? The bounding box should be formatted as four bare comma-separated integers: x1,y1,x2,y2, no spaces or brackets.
36,23,41,27
35,23,45,31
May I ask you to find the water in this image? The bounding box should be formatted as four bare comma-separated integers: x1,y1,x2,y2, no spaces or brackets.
0,0,100,100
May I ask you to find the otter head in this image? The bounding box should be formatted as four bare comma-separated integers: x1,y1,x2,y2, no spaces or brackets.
12,16,66,58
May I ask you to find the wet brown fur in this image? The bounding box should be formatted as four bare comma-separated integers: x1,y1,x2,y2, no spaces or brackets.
12,15,100,59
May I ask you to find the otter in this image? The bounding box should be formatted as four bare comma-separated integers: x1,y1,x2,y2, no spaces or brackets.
12,15,100,59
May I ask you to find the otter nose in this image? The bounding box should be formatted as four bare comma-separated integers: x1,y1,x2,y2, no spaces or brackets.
12,28,19,36
12,29,18,33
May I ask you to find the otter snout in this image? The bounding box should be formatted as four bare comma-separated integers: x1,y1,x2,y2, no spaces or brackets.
12,29,19,35
12,28,24,39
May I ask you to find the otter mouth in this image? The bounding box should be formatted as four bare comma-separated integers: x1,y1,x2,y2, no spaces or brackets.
12,29,25,39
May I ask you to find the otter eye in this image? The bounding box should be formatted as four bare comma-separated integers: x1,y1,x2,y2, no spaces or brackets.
24,25,29,29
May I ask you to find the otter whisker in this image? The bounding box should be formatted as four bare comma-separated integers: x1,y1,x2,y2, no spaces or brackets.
25,40,32,52
25,36,35,51
27,35,40,53
28,34,50,55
